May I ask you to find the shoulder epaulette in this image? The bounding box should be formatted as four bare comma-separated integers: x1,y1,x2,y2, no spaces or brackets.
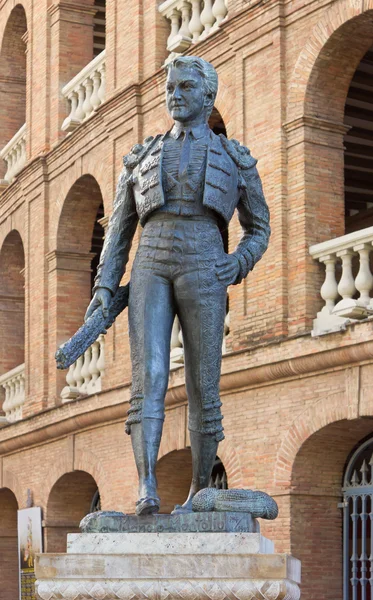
123,135,162,170
219,135,257,169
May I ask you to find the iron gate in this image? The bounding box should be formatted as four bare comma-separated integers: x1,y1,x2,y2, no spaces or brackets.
343,437,373,600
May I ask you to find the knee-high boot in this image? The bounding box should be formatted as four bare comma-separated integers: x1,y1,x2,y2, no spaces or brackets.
172,431,218,514
131,417,163,516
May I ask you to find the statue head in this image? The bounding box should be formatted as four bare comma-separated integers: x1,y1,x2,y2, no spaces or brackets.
165,56,218,126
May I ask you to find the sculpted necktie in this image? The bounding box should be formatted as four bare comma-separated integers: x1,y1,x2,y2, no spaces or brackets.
178,130,191,181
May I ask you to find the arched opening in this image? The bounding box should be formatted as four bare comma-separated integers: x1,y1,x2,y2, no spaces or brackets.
0,231,25,421
93,0,106,57
290,418,373,600
0,5,27,180
342,433,373,600
0,488,19,599
56,175,104,341
344,46,373,234
157,449,227,513
45,471,99,552
55,175,105,398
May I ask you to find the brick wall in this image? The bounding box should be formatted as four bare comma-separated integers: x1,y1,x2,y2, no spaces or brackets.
0,0,372,599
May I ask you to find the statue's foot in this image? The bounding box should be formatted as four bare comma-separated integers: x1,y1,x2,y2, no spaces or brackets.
135,496,160,516
171,499,193,515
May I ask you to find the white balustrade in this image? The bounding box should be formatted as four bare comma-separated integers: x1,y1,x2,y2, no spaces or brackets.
0,363,25,423
0,124,26,184
61,335,105,401
310,226,373,335
170,311,230,370
62,50,106,133
159,0,228,53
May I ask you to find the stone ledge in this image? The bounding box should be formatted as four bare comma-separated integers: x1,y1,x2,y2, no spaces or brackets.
35,552,300,583
67,532,272,555
35,578,301,600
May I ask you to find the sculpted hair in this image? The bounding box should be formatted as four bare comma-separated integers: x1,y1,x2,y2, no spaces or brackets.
166,56,218,115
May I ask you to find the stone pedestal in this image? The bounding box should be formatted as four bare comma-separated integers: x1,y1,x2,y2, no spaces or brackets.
35,530,301,600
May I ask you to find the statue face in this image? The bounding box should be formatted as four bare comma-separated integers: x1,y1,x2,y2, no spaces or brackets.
166,66,211,124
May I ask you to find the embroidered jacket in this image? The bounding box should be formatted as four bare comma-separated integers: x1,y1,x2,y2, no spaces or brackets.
94,128,270,294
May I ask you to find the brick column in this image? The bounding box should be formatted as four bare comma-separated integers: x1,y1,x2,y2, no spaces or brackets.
285,117,349,334
47,250,95,406
48,1,97,146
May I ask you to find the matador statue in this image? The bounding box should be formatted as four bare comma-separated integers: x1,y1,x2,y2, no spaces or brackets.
84,56,270,516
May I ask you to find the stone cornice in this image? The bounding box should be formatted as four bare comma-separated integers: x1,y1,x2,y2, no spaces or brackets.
46,250,95,273
48,2,97,18
283,115,350,136
2,332,373,455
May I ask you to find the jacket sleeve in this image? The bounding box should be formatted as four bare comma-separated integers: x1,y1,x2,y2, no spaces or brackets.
93,165,139,296
232,162,271,285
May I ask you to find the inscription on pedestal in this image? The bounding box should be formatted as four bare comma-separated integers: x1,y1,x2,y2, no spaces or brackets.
80,511,260,534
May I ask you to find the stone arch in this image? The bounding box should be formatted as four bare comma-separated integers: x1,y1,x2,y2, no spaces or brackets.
214,78,235,137
287,0,373,124
0,487,19,600
216,438,243,489
42,448,108,511
45,470,99,552
288,417,373,600
2,468,23,508
0,3,28,179
285,0,373,334
157,448,193,513
74,448,109,509
0,230,25,419
273,391,349,489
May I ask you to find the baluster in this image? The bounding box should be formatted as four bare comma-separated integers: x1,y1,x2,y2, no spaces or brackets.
170,316,184,367
62,91,80,132
14,376,21,409
332,249,356,317
73,355,84,393
200,0,215,37
7,151,14,182
167,8,181,51
222,311,230,354
97,335,106,379
2,381,10,416
98,64,106,105
61,363,80,402
80,347,92,394
83,77,94,119
351,495,359,600
179,1,192,40
212,0,228,29
319,254,338,314
91,70,101,111
354,243,373,307
88,340,100,394
75,84,86,123
190,0,203,42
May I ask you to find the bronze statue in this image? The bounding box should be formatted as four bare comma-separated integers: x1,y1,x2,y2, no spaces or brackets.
81,56,270,516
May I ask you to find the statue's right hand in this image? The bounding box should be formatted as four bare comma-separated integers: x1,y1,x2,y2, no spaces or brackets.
84,288,112,322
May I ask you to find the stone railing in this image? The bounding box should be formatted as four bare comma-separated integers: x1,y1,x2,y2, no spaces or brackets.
61,335,105,401
0,363,25,423
170,312,230,369
62,50,106,133
310,226,373,335
159,0,228,54
0,124,27,184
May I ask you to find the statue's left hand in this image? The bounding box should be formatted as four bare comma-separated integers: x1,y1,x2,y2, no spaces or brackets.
215,254,241,286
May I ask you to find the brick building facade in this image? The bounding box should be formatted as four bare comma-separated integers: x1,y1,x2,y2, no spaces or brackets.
1,0,373,598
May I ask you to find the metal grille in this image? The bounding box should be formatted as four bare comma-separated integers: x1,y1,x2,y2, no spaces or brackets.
343,438,373,600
